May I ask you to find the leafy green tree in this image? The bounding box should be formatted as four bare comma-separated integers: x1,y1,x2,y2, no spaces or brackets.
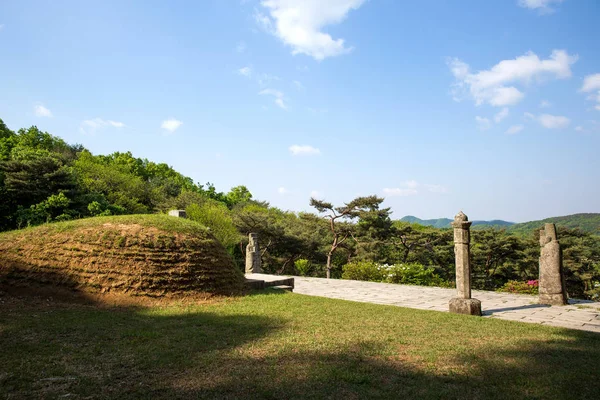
353,203,395,262
186,200,241,252
0,118,16,161
16,192,72,227
551,227,600,299
73,151,149,214
471,229,527,289
225,185,253,207
310,195,384,279
158,190,209,212
391,222,454,279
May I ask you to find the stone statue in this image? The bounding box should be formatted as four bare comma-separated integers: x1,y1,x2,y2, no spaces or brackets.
245,233,262,274
539,223,567,305
448,211,482,316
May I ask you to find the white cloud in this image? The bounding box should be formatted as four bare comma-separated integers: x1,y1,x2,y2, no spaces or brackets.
310,190,321,198
257,73,280,87
404,180,418,189
161,118,183,133
518,0,565,13
289,144,320,155
448,50,577,107
383,181,446,197
383,187,418,197
424,184,448,194
292,80,304,91
274,98,287,109
580,73,600,111
238,66,252,77
536,113,570,129
494,107,509,123
505,125,524,135
574,120,600,133
80,118,126,135
254,9,273,31
581,73,600,92
34,104,53,117
278,187,289,195
475,116,492,131
539,100,552,108
257,0,366,61
236,41,247,53
259,88,287,109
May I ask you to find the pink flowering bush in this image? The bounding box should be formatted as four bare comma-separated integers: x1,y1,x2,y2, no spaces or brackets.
498,280,539,295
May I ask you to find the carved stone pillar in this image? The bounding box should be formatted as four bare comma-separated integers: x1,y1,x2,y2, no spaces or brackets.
539,223,567,305
245,233,262,274
448,211,481,316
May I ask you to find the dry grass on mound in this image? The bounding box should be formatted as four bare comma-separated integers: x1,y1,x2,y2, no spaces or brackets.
0,215,245,297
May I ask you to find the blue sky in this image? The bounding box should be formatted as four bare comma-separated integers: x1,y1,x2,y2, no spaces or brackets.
1,0,599,222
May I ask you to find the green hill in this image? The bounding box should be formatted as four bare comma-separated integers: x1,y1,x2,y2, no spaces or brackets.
399,216,514,229
400,213,600,236
399,216,453,228
508,213,600,236
0,214,245,297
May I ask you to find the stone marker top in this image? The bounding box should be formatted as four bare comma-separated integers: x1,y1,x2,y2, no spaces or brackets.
540,223,558,246
455,211,468,222
452,211,472,228
168,209,187,218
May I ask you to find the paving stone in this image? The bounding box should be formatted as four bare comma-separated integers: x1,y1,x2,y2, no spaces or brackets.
291,276,600,334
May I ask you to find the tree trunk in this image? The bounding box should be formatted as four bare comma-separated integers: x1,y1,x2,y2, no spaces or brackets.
326,253,332,279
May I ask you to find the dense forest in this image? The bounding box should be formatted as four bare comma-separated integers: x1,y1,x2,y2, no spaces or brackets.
1,118,599,299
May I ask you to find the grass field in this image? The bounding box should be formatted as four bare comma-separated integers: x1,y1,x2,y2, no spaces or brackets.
1,289,599,399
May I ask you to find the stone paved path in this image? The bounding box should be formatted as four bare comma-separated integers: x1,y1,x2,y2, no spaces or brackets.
291,277,600,333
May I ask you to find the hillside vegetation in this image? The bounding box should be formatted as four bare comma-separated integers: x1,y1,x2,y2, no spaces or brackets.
401,214,600,236
400,216,515,229
509,213,600,236
0,215,245,296
1,117,599,300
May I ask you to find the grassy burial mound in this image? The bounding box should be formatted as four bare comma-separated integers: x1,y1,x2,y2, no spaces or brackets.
0,215,245,297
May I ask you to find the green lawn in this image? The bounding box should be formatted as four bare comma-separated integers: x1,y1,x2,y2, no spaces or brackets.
1,290,599,399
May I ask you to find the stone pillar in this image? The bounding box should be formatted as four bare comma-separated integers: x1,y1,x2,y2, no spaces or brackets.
448,211,482,316
168,210,187,218
245,233,262,274
539,223,567,305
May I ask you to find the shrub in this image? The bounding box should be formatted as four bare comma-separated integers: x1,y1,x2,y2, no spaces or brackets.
497,280,539,295
342,261,385,282
294,259,312,276
186,201,241,251
386,263,445,286
342,261,449,287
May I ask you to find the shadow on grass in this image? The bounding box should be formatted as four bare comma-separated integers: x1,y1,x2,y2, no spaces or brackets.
0,295,284,399
167,329,600,400
1,291,599,400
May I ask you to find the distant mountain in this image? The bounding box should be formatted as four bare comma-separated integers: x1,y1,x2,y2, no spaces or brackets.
399,213,600,236
399,216,514,229
399,216,453,228
508,213,600,236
